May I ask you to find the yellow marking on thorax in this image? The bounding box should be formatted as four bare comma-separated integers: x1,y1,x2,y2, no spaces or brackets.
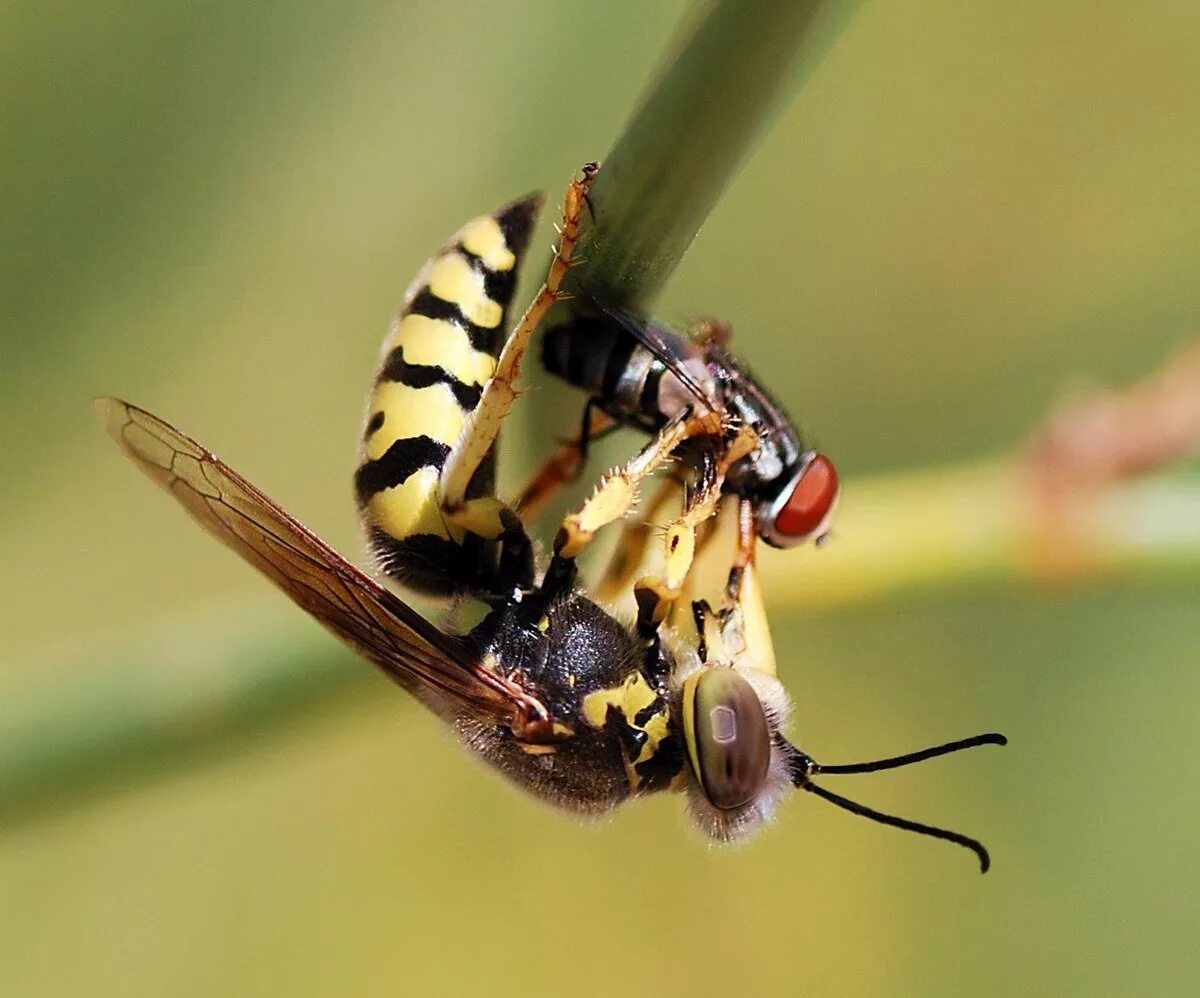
458,215,516,272
364,381,467,459
582,671,657,729
383,314,496,386
581,671,673,789
365,467,452,542
634,710,671,768
427,253,503,329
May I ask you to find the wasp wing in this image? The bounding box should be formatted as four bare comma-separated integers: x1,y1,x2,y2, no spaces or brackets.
94,397,539,724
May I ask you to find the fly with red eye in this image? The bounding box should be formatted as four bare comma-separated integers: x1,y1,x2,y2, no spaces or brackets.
534,299,842,640
760,450,840,547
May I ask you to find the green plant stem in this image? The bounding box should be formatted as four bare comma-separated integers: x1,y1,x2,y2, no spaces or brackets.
578,0,860,311
6,461,1199,829
0,613,371,829
756,462,1200,605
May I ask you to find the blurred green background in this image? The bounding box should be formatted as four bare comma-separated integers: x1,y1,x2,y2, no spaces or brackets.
4,2,1200,995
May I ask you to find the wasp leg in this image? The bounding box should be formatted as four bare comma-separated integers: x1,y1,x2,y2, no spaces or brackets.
515,404,616,521
663,498,724,634
538,409,722,606
593,475,679,605
633,424,758,637
553,410,719,558
437,163,598,571
632,450,725,637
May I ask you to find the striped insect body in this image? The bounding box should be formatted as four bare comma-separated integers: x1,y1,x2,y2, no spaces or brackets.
357,195,541,598
97,163,1004,869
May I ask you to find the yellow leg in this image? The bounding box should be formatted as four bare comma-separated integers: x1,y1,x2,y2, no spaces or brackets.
663,501,725,633
552,411,719,562
593,476,680,605
439,162,598,541
633,425,758,634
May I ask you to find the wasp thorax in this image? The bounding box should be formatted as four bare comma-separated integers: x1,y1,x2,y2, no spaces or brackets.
687,668,772,810
764,451,839,546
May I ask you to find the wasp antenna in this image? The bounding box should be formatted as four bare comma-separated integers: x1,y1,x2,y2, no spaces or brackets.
815,732,1007,776
801,780,992,873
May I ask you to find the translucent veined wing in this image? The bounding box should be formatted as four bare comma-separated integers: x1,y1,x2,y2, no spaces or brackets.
94,397,547,726
574,295,720,416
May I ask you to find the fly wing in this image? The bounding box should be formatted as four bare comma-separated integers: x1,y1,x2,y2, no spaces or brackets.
580,299,719,416
94,397,543,724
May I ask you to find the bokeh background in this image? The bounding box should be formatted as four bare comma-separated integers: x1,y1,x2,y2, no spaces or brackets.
4,2,1200,995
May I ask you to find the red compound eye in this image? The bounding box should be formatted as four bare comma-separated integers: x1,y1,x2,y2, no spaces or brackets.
773,452,839,540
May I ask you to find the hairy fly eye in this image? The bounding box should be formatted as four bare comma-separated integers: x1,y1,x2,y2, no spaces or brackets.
688,669,771,810
773,452,839,542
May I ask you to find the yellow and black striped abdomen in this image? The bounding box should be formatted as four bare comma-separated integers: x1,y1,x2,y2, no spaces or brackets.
357,195,541,596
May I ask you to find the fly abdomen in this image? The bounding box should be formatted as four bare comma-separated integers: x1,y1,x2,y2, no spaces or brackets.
357,195,541,595
541,315,625,399
541,316,711,434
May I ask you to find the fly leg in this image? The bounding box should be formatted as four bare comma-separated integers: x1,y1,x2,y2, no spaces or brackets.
515,403,616,521
722,496,758,607
437,163,598,587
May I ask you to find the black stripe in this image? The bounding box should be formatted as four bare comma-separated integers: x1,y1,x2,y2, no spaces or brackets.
406,288,498,355
640,357,666,414
633,696,665,728
355,435,450,504
456,245,519,308
483,260,517,308
539,322,571,379
493,194,542,257
634,730,684,792
378,346,483,411
602,334,638,399
368,530,490,598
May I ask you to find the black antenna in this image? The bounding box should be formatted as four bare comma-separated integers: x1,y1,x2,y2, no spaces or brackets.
787,733,1007,874
817,733,1007,775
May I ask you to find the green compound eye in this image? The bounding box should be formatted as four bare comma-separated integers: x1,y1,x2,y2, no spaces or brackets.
686,669,772,810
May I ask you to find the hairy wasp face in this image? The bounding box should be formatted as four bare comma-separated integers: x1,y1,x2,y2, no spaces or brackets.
680,663,794,842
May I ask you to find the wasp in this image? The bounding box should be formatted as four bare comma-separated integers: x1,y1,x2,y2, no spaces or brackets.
97,166,1005,865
